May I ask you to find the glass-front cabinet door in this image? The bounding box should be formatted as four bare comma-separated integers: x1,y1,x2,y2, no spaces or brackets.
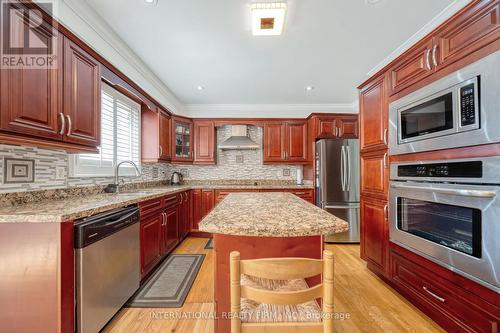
172,117,193,163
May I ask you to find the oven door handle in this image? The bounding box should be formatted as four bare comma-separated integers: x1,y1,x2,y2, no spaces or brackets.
390,183,497,198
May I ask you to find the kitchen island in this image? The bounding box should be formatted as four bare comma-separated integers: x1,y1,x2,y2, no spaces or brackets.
199,192,348,333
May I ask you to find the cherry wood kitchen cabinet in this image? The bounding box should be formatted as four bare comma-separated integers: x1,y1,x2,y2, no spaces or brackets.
313,114,359,139
0,5,64,142
191,189,203,231
141,108,172,163
172,116,193,164
260,188,315,204
62,38,101,147
214,189,256,204
360,150,389,200
201,189,216,218
162,207,179,255
140,214,162,278
178,191,191,239
193,120,216,165
359,75,388,153
263,121,308,164
360,197,388,276
0,2,100,152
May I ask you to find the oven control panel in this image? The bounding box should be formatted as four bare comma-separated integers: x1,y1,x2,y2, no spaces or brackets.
460,83,477,126
398,161,482,178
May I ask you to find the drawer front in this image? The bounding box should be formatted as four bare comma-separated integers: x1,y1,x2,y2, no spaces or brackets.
360,151,389,199
214,189,257,204
390,251,499,333
291,190,314,204
163,194,178,210
139,197,163,218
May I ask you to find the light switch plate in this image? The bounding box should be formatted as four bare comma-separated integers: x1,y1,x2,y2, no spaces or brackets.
55,166,65,180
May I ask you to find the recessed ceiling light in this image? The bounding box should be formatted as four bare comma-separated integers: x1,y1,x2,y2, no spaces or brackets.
197,85,205,91
144,0,158,5
305,86,314,91
365,0,382,4
251,2,287,36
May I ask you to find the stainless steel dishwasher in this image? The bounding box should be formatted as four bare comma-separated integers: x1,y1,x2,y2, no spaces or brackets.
75,205,140,333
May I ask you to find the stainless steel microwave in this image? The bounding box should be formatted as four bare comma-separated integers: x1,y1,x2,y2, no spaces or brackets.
389,50,500,155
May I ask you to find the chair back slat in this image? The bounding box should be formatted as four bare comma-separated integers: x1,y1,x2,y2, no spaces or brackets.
241,284,323,305
240,258,323,280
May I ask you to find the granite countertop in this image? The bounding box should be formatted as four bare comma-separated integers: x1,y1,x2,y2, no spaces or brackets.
0,184,314,223
198,192,349,237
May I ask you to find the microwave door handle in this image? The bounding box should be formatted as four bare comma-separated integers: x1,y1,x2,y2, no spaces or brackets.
390,184,496,198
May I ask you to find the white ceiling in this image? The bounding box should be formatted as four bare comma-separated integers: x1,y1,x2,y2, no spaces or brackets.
84,0,454,108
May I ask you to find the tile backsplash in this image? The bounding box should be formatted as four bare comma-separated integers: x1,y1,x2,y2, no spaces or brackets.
0,125,304,194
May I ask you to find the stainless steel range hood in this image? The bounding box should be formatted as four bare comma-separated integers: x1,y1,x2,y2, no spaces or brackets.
218,125,260,150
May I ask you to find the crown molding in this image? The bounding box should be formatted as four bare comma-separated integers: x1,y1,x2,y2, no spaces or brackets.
48,0,184,113
185,102,358,118
366,0,472,77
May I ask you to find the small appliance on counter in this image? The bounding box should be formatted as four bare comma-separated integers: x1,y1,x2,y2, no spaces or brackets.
171,171,183,185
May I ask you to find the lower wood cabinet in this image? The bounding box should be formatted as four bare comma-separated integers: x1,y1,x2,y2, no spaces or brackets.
360,196,388,276
178,191,191,239
390,245,499,333
162,207,179,255
191,189,215,232
140,214,162,278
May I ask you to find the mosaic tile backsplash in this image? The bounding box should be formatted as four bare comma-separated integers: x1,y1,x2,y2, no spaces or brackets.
0,125,303,193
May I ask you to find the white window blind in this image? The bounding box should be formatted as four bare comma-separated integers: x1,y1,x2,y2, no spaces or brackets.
70,83,141,177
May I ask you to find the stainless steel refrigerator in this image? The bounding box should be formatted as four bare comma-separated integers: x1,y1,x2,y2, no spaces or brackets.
315,139,360,243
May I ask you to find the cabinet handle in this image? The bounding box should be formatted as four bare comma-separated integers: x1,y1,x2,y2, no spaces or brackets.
383,153,388,169
425,49,432,70
423,286,445,303
432,45,438,68
159,145,163,157
65,115,72,136
338,127,342,137
59,113,65,135
383,204,388,220
383,128,388,145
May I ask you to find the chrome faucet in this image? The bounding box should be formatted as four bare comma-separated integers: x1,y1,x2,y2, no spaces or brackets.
105,160,141,193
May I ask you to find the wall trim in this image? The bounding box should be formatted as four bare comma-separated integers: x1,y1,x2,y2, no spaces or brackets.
185,102,358,118
45,0,184,113
365,0,472,77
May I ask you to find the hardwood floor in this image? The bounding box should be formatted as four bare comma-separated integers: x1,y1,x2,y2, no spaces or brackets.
103,237,444,333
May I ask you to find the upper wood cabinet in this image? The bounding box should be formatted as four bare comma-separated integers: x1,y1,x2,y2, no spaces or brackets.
0,9,64,142
313,114,359,139
171,116,193,164
359,75,388,153
63,38,100,147
193,120,216,165
0,2,100,152
141,108,171,163
263,121,308,164
389,38,435,95
435,1,500,69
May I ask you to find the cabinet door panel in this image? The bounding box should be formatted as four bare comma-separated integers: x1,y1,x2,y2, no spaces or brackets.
361,198,388,274
436,1,500,67
201,189,215,218
317,117,337,138
191,189,203,230
359,76,388,152
194,120,216,164
164,208,178,254
337,116,359,138
389,39,434,95
140,215,161,277
263,122,286,162
63,38,100,147
0,7,63,140
159,112,171,160
360,151,389,199
286,121,308,162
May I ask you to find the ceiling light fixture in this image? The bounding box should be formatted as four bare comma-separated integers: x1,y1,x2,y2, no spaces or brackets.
144,0,158,5
197,85,205,91
251,2,287,36
305,86,314,91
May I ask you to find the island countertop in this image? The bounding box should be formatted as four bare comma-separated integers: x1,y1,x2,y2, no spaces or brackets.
198,192,349,237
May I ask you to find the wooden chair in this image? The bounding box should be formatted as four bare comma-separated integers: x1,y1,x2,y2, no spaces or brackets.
230,250,334,333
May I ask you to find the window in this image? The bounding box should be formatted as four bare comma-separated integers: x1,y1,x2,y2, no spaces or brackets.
70,83,141,177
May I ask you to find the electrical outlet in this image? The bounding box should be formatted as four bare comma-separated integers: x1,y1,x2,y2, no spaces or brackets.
56,166,65,180
236,155,244,163
152,167,159,179
180,168,189,177
282,168,291,177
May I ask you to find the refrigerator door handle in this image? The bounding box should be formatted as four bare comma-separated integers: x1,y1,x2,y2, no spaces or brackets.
340,146,346,191
346,145,351,191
